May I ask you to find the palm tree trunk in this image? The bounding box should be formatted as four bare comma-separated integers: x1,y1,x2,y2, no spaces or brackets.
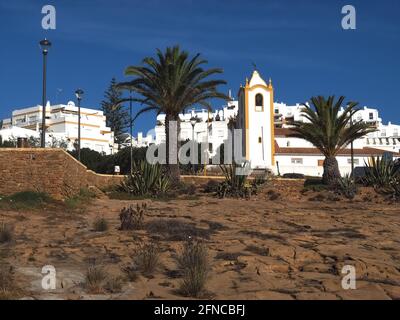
165,113,180,184
322,156,341,186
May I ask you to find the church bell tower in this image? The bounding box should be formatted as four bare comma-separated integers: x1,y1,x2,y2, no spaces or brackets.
237,70,275,169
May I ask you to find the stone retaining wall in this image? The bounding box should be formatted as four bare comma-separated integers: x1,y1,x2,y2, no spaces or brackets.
0,148,123,199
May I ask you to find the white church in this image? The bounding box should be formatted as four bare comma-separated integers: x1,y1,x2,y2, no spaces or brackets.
143,70,400,177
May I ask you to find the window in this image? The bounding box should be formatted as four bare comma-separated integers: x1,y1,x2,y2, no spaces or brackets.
258,137,262,143
369,113,374,120
394,129,398,137
347,158,360,165
286,141,290,147
274,109,279,114
255,94,263,112
291,158,303,164
28,116,38,123
381,130,387,137
318,160,324,167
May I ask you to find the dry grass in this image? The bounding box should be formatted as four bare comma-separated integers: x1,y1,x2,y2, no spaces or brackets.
0,264,18,300
84,265,107,293
0,223,13,244
133,242,160,277
92,217,109,232
176,240,209,298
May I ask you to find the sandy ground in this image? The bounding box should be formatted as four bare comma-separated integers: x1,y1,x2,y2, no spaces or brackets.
1,180,400,300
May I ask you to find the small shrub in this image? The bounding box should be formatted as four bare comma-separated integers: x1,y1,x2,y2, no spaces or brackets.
133,242,160,277
177,239,209,298
337,174,357,199
173,182,197,195
104,276,124,293
0,223,13,244
84,265,107,293
267,190,280,201
119,203,147,231
93,217,109,232
0,265,16,300
203,180,219,193
185,184,197,195
303,178,328,192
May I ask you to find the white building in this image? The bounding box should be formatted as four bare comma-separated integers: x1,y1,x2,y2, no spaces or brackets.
1,101,117,154
138,70,399,177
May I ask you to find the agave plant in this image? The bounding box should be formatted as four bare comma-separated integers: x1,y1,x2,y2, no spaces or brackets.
216,163,255,199
363,157,399,191
337,174,357,199
121,161,170,196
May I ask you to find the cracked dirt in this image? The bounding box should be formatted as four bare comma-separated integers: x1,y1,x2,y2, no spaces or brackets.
1,180,400,300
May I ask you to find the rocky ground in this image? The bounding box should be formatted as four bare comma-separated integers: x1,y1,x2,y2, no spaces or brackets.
1,179,400,300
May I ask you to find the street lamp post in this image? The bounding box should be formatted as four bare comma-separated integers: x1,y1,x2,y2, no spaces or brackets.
129,91,133,176
190,117,197,143
40,39,51,148
350,116,355,179
190,117,197,169
75,89,84,162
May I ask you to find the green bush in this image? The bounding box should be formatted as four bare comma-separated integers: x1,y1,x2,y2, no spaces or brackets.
120,161,170,196
0,191,52,210
69,147,148,175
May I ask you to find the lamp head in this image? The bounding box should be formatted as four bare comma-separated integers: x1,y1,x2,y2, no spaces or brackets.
40,38,52,54
75,89,84,101
190,117,197,127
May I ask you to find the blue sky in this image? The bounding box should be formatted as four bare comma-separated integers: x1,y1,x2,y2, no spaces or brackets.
0,0,399,135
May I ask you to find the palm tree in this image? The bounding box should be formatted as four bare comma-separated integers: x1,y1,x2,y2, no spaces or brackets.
117,46,228,182
290,96,376,185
